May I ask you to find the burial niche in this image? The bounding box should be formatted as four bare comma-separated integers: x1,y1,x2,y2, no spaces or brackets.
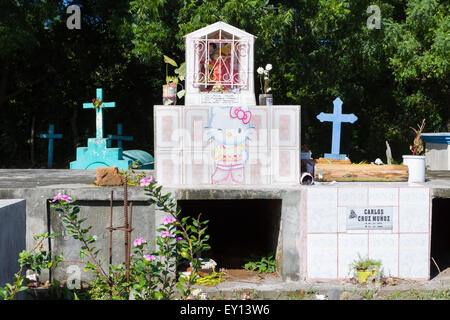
177,199,282,269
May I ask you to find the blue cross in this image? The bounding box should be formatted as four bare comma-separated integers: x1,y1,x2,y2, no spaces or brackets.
40,124,63,168
316,97,358,160
83,88,116,139
108,123,133,148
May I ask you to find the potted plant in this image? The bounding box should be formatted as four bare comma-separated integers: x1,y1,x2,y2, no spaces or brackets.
257,64,273,105
350,254,382,284
163,55,186,105
402,119,426,183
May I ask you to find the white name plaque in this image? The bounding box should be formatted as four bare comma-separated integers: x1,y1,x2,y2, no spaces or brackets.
346,207,393,230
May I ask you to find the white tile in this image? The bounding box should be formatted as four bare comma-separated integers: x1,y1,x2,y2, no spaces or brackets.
338,187,368,207
245,150,270,185
307,188,337,233
338,234,368,278
399,234,429,279
399,188,429,205
184,107,210,149
155,151,182,185
155,107,182,149
248,107,269,149
399,203,429,233
369,188,399,206
271,149,299,184
183,150,213,185
307,234,337,279
369,234,399,277
271,107,299,148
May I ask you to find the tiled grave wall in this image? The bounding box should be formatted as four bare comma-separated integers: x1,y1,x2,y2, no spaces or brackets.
154,105,300,185
304,186,431,281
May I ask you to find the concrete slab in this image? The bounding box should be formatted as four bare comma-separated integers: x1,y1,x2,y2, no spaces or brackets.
0,199,26,288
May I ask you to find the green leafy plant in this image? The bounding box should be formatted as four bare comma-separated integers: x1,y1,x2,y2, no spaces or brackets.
0,232,63,300
350,254,382,271
119,168,147,185
163,55,186,98
49,176,211,300
243,254,277,273
141,176,211,299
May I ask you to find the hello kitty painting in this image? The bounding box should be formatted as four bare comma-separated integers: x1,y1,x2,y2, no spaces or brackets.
206,106,254,184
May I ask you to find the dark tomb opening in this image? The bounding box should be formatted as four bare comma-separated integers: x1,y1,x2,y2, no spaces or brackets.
430,198,450,279
177,199,282,269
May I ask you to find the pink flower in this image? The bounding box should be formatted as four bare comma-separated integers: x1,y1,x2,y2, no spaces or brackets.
176,237,183,242
51,192,72,204
130,253,137,258
133,238,147,247
140,176,154,187
143,255,156,261
162,215,176,225
160,231,175,238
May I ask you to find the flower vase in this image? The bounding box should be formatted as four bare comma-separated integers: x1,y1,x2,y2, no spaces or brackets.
258,94,273,106
402,155,426,183
163,83,177,105
357,269,377,283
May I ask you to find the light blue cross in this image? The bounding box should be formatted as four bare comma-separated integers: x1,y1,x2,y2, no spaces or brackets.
83,88,115,139
40,124,63,168
108,123,133,149
316,97,358,160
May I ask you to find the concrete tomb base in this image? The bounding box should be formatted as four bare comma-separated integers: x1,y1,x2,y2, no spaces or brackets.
0,170,447,283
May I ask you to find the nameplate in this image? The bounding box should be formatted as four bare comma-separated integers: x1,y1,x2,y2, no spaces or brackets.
201,93,239,105
346,207,393,230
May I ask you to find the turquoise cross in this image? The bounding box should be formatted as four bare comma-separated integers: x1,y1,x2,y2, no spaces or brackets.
316,97,358,159
83,88,116,139
40,124,62,168
108,123,133,148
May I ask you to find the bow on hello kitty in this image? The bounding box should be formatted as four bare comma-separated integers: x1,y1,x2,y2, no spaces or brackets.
230,106,251,124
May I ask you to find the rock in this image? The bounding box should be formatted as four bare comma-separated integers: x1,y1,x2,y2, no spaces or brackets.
96,167,123,186
327,289,342,300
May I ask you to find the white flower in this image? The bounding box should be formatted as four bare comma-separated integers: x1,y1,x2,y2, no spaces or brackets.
264,70,269,75
199,293,208,300
201,259,217,270
93,235,98,241
191,289,202,297
265,64,272,71
267,87,272,92
315,294,326,300
257,67,264,75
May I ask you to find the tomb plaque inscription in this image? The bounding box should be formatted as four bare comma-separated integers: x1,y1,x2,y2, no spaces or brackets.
346,207,393,230
201,93,239,105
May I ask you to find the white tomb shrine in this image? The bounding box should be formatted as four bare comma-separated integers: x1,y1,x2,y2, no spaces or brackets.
184,22,256,106
154,22,300,185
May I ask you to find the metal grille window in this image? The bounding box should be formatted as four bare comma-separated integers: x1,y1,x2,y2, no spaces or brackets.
192,30,249,91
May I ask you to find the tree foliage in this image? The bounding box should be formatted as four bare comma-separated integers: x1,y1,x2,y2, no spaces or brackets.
0,0,448,168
